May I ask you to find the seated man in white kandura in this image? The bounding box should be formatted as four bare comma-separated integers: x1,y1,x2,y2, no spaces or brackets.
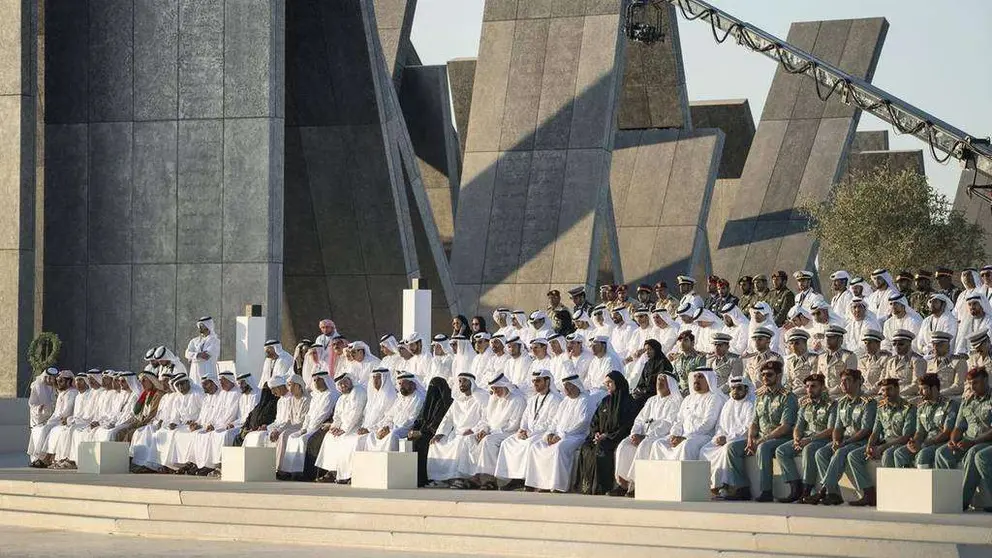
67,371,126,465
468,372,527,490
313,370,369,484
427,371,489,487
494,368,562,491
145,372,204,473
358,371,425,452
46,371,98,469
523,372,594,492
698,375,755,497
170,371,241,475
279,369,337,480
611,371,683,497
242,374,309,470
647,367,726,462
27,371,79,468
91,371,142,444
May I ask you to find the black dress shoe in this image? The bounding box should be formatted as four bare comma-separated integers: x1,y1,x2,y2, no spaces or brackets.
801,487,826,505
755,490,774,502
724,487,752,501
499,479,525,491
275,471,292,481
848,487,876,507
820,492,845,506
776,481,803,503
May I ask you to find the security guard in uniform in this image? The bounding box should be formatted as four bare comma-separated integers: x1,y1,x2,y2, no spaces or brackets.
737,276,757,316
784,329,816,396
935,366,992,511
893,374,959,468
926,331,968,398
725,360,798,502
743,327,783,387
768,271,795,327
910,271,934,318
810,368,877,505
846,377,916,506
776,373,835,503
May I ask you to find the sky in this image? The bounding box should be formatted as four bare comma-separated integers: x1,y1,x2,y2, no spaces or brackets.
410,0,992,200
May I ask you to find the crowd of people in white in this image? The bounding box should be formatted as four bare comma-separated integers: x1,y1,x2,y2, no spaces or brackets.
20,267,992,509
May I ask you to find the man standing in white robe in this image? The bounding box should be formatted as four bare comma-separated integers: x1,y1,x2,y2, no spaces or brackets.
565,333,593,386
449,334,476,383
495,369,562,491
528,311,552,344
314,371,369,484
648,368,726,462
526,338,554,397
469,333,496,381
67,372,121,465
882,292,923,352
829,271,854,318
956,293,992,356
524,373,594,492
470,372,526,489
401,333,432,379
427,371,489,486
359,372,425,452
153,346,189,384
612,372,683,496
280,370,337,479
428,334,453,386
259,340,294,387
698,375,755,493
184,316,220,385
845,298,882,355
650,309,679,355
28,370,77,467
868,269,899,323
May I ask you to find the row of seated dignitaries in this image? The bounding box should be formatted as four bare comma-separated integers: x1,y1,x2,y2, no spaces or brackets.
23,326,992,512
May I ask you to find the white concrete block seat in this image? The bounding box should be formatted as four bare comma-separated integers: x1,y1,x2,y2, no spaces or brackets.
0,469,990,557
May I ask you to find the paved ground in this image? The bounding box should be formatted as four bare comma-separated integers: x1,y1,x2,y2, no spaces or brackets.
0,526,498,558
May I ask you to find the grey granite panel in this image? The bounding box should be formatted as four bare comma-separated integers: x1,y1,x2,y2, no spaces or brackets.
177,119,223,263
728,120,787,219
285,0,334,127
534,16,583,151
44,124,88,266
773,220,817,275
607,130,641,229
464,21,514,153
847,150,925,176
647,226,699,285
791,19,852,121
325,275,374,344
317,0,379,126
134,0,179,121
224,0,277,118
953,169,992,255
86,265,132,368
822,18,888,119
550,149,607,285
689,100,755,179
620,128,678,228
449,151,498,284
281,274,331,345
45,0,89,124
849,130,889,153
0,0,27,95
551,0,585,17
222,117,277,262
282,127,324,276
87,122,132,264
759,21,819,122
705,178,738,277
366,274,408,343
178,0,224,119
617,227,658,286
0,250,36,396
516,150,567,283
482,0,517,21
499,18,548,151
757,118,819,218
221,262,281,356
482,151,532,284
659,129,722,227
42,265,87,372
517,0,554,19
446,58,476,158
132,121,178,263
790,117,853,220
584,0,621,16
175,263,222,358
740,220,788,276
569,13,622,150
130,264,177,371
88,0,134,122
618,5,688,130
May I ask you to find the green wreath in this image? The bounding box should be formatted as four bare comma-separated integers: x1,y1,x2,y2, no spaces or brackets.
28,332,62,374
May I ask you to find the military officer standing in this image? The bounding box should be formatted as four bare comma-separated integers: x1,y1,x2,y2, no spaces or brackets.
737,276,757,316
846,378,917,506
858,329,890,393
909,271,934,318
883,330,926,399
676,276,704,310
768,271,796,327
926,331,967,398
892,374,959,468
568,286,594,316
810,369,877,505
776,373,835,503
743,327,783,387
934,267,961,306
752,274,771,306
726,360,798,502
784,330,816,396
652,281,679,315
935,367,992,511
817,326,858,398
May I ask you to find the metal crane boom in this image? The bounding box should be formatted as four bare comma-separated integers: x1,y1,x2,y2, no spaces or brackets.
657,0,992,179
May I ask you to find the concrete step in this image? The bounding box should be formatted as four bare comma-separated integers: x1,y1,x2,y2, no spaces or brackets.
0,425,28,454
0,399,27,426
0,489,980,558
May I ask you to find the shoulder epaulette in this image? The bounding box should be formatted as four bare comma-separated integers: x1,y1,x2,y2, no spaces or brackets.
879,350,892,357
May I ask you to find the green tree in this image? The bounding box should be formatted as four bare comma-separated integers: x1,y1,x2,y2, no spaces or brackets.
800,167,986,276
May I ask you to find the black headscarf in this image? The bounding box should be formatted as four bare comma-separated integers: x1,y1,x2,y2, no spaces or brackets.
470,315,488,334
413,377,454,486
235,387,279,446
553,308,576,336
632,339,673,407
452,315,471,337
574,371,638,494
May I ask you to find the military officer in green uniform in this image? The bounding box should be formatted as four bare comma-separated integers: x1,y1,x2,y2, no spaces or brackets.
725,360,798,502
775,373,836,503
736,276,756,316
893,374,959,468
935,366,992,511
767,271,796,327
670,331,707,396
909,271,934,318
846,377,917,506
934,267,960,306
810,368,877,505
752,273,771,306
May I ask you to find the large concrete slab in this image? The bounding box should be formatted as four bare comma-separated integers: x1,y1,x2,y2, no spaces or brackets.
849,130,889,153
446,58,476,161
43,0,284,373
953,169,992,258
689,100,755,179
846,150,925,176
710,18,888,282
0,0,37,396
449,3,626,317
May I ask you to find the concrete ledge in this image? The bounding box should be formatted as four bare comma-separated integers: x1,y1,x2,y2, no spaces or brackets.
0,509,118,533
352,451,417,490
78,442,130,475
221,446,275,483
878,468,964,514
635,460,711,502
753,532,959,558
0,494,149,519
31,481,182,505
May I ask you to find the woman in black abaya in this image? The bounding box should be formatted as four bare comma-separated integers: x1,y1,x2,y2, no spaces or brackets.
408,377,454,487
573,371,637,495
631,339,673,412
